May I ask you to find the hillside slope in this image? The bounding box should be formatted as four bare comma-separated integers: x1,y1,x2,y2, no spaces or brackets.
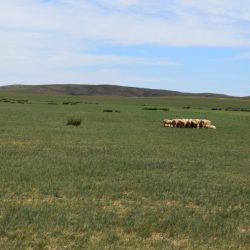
0,84,241,98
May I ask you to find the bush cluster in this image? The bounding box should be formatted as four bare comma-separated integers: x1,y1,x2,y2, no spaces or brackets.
142,107,169,111
210,107,250,112
67,118,82,126
0,98,31,104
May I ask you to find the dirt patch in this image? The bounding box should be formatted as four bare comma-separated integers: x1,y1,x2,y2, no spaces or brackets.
102,199,133,216
150,232,189,247
89,232,103,243
164,200,179,208
186,202,202,210
0,236,8,242
0,194,80,206
239,227,250,233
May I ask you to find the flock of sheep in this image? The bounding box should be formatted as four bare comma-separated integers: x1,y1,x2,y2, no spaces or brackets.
163,118,216,129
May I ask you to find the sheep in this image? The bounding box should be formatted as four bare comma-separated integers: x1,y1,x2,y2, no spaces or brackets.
205,124,216,129
190,119,200,128
172,118,183,128
171,119,178,128
162,118,216,129
163,119,173,127
185,119,192,128
200,119,212,128
164,123,172,128
180,119,189,128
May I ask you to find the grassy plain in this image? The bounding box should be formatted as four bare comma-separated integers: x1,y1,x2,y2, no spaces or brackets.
0,92,249,249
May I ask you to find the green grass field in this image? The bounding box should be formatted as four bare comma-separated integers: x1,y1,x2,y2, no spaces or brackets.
0,92,249,249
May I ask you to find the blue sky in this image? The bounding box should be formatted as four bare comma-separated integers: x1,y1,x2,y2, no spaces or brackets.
0,0,250,96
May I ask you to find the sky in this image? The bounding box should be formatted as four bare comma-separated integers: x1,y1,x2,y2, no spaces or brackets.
0,0,250,96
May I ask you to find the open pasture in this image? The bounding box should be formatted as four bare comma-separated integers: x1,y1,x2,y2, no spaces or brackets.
0,92,249,249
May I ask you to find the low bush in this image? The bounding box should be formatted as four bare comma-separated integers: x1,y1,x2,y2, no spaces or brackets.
160,108,169,111
103,109,113,112
142,107,169,111
225,107,250,112
66,118,82,126
0,98,31,104
62,101,78,105
84,102,99,105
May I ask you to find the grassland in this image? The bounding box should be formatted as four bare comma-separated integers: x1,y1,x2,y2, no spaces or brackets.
0,92,249,249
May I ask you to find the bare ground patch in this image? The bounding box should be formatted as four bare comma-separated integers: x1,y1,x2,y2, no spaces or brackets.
150,232,190,248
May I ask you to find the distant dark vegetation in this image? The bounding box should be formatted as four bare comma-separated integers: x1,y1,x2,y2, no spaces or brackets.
211,107,250,112
83,102,99,105
103,109,120,113
0,99,100,106
211,107,222,110
0,98,31,104
47,101,100,105
180,106,250,112
225,107,250,112
62,101,80,105
142,107,169,111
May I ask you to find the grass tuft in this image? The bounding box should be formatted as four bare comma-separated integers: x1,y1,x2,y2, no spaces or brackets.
66,118,82,126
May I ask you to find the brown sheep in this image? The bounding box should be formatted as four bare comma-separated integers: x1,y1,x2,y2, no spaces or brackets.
200,119,212,128
172,119,179,128
177,119,184,128
180,119,189,128
185,119,192,128
174,119,183,128
190,119,200,128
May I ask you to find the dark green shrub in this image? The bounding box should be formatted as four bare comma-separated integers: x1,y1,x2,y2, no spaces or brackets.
160,108,169,111
225,107,250,112
67,118,82,126
84,102,99,105
62,101,79,105
103,109,113,112
142,107,169,111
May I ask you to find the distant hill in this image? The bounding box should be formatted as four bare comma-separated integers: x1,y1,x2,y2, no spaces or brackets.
0,84,244,98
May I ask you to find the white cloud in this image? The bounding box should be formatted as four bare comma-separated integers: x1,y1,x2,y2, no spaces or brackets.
0,0,250,46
